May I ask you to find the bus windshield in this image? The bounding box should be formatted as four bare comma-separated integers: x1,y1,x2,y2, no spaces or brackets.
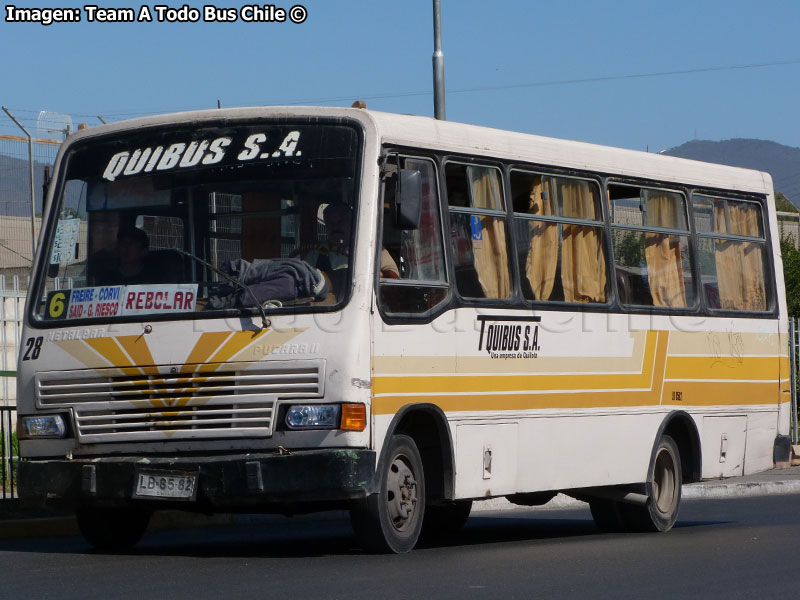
35,120,362,323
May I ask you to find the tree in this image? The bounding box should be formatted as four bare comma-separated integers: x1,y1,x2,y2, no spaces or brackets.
613,230,644,267
780,234,800,317
775,192,798,213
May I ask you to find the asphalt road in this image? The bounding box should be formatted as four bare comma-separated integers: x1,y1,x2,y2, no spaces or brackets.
2,495,798,600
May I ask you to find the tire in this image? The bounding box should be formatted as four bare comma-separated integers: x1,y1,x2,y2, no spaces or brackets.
76,507,151,552
588,499,626,533
350,434,426,553
423,500,472,538
621,434,682,532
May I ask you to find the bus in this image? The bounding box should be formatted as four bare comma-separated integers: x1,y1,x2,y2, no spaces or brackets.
17,106,790,553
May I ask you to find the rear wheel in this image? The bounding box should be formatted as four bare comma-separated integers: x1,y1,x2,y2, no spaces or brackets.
76,507,151,552
350,434,425,553
622,434,682,532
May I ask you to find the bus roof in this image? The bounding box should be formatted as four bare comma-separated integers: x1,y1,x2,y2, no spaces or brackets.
65,105,773,196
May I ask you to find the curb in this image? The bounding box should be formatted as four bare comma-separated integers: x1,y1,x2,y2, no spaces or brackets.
471,478,800,513
682,479,800,499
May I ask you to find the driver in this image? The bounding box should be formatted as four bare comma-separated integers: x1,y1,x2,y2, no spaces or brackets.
302,203,399,279
97,227,156,285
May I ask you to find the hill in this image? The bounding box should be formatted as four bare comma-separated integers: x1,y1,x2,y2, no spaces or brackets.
661,139,800,207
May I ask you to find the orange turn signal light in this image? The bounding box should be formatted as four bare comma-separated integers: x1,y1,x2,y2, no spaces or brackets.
341,403,367,431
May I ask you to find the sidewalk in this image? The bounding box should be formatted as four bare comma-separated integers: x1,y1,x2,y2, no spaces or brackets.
2,466,800,540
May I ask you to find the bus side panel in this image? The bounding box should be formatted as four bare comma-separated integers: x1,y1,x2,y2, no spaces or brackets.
372,309,664,498
666,315,782,478
515,412,664,493
372,308,783,499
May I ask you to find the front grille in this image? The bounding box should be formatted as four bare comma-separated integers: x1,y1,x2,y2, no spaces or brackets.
72,399,276,443
35,360,324,444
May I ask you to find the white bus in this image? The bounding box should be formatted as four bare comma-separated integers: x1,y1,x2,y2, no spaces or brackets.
17,106,790,553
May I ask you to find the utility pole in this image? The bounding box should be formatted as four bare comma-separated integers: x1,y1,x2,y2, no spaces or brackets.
432,0,446,120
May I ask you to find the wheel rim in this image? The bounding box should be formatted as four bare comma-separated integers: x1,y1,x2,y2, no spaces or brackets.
386,453,418,532
652,446,678,515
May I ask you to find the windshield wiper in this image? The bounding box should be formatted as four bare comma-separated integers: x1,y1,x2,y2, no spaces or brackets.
173,248,271,330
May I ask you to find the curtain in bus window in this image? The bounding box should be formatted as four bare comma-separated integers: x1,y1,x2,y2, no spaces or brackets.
467,166,503,210
559,180,606,302
525,178,558,300
738,205,766,310
713,202,766,310
466,167,510,298
644,192,686,308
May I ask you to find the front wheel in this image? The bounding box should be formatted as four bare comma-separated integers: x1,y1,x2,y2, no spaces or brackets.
76,507,151,552
350,434,426,553
622,434,682,532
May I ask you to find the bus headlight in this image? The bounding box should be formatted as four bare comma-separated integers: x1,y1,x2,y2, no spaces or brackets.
285,404,340,430
18,415,67,439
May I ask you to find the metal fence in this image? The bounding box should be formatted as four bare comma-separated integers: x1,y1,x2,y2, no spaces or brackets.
0,275,24,497
778,211,800,248
0,133,60,288
0,407,17,498
790,317,800,445
0,275,24,407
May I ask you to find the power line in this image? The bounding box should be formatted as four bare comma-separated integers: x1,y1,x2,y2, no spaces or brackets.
0,240,31,264
8,57,795,121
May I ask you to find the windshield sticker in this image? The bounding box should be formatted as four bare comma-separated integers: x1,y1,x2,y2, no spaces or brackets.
49,218,81,265
102,131,302,181
44,284,197,320
44,286,124,320
120,284,198,315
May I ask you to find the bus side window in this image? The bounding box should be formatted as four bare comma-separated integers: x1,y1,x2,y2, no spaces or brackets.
511,171,607,304
446,163,511,300
610,185,695,309
378,156,448,315
693,195,769,312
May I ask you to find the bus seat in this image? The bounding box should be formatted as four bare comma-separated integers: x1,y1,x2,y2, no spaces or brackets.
145,249,187,283
455,265,485,298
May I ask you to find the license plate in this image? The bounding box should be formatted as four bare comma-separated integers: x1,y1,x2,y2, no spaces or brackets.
133,470,197,500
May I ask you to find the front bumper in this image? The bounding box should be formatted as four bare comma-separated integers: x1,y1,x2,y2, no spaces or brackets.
18,449,375,512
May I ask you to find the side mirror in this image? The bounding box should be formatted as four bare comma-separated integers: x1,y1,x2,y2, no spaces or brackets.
394,169,422,230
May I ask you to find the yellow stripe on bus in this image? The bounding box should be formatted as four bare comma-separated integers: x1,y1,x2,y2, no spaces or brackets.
83,338,141,377
200,330,271,372
116,335,159,376
181,332,235,374
372,382,777,415
373,330,663,396
372,330,779,414
664,356,779,381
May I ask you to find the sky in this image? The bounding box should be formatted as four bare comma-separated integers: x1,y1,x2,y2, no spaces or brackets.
1,0,799,153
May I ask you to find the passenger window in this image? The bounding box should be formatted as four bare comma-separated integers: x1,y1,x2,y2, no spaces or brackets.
378,156,448,315
446,163,510,299
609,185,695,309
511,171,607,303
693,195,768,311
